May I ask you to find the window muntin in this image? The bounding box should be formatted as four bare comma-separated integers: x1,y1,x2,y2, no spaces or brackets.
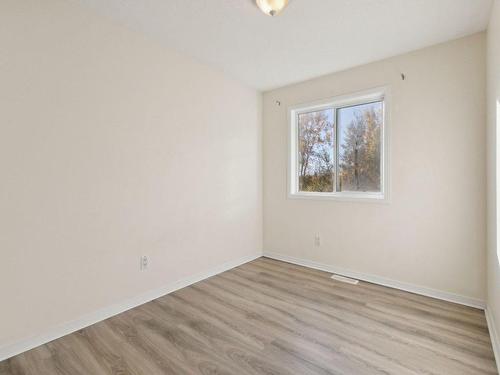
289,90,387,201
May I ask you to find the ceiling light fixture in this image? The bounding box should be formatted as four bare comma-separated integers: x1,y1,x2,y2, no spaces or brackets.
256,0,289,16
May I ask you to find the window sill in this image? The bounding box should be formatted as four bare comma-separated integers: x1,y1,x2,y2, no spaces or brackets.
288,191,388,204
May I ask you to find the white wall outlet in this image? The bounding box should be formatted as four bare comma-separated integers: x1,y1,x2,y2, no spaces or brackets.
140,255,149,271
314,233,321,247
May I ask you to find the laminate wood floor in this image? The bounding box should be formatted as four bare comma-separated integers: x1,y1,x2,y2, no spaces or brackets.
0,257,497,374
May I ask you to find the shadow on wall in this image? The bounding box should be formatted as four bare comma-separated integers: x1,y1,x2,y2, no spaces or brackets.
498,99,500,266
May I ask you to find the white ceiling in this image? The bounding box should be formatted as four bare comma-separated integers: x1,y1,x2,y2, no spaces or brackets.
77,0,493,91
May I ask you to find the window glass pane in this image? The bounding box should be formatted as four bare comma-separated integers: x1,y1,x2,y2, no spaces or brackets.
337,101,383,192
298,109,334,192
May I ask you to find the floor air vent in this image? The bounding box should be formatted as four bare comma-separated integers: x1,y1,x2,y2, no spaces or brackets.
331,274,359,285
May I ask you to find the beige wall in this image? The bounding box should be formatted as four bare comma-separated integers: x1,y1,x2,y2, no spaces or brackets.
487,0,500,343
0,0,261,349
263,33,486,302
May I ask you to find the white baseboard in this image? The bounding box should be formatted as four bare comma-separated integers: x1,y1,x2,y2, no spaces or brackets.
486,307,500,373
263,251,485,310
0,253,261,362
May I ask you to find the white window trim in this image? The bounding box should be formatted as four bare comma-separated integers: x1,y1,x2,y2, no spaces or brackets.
287,86,391,203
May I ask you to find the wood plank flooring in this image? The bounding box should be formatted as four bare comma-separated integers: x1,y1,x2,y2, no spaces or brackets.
0,257,497,374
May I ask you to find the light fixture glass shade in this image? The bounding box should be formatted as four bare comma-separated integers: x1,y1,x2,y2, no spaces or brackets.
256,0,289,16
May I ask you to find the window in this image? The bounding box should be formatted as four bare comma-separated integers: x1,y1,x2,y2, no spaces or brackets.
289,89,388,201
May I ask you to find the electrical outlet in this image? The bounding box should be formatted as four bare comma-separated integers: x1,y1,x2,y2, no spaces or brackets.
314,233,321,247
140,255,149,271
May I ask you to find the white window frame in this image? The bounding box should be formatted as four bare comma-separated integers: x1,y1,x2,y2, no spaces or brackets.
288,87,390,202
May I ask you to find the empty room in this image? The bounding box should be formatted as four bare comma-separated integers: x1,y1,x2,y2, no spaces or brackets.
1,0,500,374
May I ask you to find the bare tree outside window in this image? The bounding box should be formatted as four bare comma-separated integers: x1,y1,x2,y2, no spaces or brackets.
298,109,334,192
338,101,382,192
